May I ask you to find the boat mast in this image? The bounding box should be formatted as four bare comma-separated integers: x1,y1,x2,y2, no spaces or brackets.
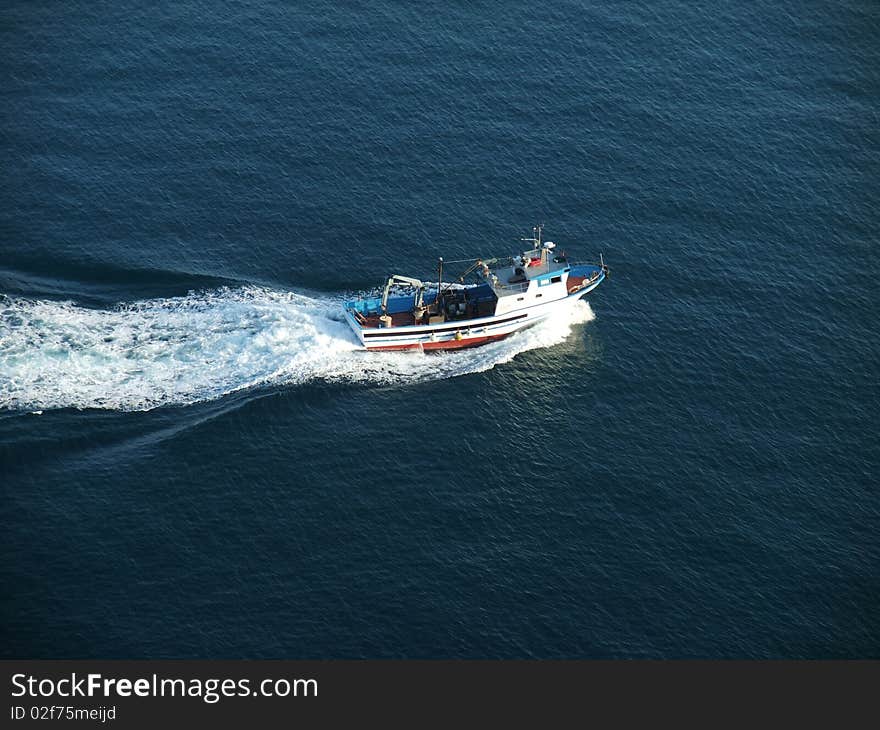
437,257,443,303
521,224,545,261
535,224,543,262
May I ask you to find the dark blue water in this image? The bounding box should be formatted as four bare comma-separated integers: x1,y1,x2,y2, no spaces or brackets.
2,0,878,658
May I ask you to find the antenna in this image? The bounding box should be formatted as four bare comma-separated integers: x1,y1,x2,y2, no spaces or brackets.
520,223,544,249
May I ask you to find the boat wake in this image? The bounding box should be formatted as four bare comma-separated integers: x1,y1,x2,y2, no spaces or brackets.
0,287,595,412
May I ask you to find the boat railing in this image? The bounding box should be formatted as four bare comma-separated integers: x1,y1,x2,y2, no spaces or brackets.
490,279,530,294
568,261,609,280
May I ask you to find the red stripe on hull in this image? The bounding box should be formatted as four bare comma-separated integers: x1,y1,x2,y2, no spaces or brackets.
366,333,510,352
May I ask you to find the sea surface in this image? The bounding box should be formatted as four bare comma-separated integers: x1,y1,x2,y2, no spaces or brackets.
1,1,878,658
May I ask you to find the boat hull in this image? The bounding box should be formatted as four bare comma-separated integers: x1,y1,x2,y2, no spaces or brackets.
366,333,511,351
345,270,604,351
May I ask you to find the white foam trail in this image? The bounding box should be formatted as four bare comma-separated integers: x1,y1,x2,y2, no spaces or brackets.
0,287,594,411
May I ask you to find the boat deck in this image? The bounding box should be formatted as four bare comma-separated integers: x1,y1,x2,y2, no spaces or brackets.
567,275,586,293
355,298,497,330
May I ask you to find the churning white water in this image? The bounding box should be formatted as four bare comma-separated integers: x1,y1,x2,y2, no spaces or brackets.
0,287,594,411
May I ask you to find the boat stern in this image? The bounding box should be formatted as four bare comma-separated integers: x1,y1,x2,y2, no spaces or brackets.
342,299,371,348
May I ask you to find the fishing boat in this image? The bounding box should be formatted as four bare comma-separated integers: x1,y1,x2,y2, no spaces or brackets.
343,225,608,351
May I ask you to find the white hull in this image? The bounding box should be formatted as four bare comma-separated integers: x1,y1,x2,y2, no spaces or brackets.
346,277,602,351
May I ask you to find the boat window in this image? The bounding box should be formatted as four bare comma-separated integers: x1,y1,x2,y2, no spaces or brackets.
551,276,562,283
535,293,543,298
